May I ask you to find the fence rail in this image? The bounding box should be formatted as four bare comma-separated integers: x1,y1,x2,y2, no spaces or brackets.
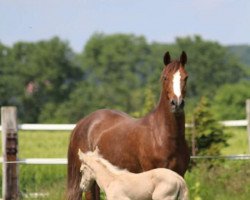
0,158,67,164
0,120,248,132
0,119,249,166
1,154,250,166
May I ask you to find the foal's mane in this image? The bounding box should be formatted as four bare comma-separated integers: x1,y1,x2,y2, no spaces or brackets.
85,151,128,175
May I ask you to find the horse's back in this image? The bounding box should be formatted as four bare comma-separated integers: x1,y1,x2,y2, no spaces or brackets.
70,108,137,151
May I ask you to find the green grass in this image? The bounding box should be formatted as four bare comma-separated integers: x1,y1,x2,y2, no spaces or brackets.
19,131,69,199
185,160,250,200
0,128,250,199
0,130,70,199
185,127,250,200
221,127,249,155
18,130,70,158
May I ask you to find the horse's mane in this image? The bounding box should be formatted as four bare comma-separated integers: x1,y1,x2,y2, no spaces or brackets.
85,151,128,175
161,60,181,81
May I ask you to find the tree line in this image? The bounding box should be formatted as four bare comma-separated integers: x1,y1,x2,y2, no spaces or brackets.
0,33,249,123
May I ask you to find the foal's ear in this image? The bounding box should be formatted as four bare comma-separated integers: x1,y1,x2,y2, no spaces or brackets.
163,51,171,66
180,51,187,66
94,146,100,155
78,149,84,161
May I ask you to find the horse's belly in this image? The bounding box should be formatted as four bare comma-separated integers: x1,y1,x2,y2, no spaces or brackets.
98,140,142,172
93,128,142,172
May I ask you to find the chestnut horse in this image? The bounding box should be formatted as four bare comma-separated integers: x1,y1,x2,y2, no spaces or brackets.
67,51,190,200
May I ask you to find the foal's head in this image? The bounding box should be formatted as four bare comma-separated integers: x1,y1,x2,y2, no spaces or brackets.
79,164,95,192
78,150,95,192
161,51,188,113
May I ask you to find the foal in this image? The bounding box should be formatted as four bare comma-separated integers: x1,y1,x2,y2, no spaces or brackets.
78,149,189,200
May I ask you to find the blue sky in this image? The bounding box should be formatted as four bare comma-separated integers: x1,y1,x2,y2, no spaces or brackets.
0,0,249,52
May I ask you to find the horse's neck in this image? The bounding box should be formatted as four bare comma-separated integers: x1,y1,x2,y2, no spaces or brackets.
151,90,185,138
86,157,116,190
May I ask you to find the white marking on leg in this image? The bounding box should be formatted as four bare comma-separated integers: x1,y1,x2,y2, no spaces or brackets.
173,70,181,99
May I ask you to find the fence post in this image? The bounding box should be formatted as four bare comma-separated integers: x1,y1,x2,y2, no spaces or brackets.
1,107,19,200
247,100,250,153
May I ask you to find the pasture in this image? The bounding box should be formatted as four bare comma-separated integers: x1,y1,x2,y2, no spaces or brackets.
0,128,249,199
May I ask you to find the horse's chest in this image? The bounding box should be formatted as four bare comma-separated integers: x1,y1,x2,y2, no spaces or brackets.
164,147,189,175
140,140,188,175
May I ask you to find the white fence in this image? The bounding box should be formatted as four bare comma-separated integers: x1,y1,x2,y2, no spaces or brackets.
0,119,248,131
0,120,249,165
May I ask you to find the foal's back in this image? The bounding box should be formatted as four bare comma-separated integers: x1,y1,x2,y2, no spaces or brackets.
111,168,189,200
130,168,188,200
150,168,189,200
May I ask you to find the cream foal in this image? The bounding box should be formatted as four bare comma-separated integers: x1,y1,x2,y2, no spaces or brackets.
78,149,188,200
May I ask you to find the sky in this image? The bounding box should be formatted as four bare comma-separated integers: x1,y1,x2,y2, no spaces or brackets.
0,0,250,52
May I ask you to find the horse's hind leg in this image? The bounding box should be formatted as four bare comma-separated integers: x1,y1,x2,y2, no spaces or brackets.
85,182,100,200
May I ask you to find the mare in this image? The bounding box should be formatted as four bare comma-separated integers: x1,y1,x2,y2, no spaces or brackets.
67,51,190,200
78,148,189,200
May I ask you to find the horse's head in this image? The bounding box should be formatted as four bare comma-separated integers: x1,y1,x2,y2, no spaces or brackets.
161,51,188,113
78,150,95,192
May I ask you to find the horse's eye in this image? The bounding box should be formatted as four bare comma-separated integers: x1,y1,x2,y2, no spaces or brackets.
163,76,167,81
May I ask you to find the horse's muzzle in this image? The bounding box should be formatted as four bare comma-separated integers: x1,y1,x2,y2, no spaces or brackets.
170,99,185,112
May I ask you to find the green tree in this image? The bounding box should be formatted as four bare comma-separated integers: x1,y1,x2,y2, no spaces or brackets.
8,37,81,122
131,87,156,118
212,81,250,120
39,81,105,123
74,33,154,117
175,35,246,98
1,34,249,124
192,97,228,156
228,45,250,66
0,42,23,107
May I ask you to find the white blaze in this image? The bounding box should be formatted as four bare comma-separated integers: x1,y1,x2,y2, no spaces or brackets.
173,70,181,98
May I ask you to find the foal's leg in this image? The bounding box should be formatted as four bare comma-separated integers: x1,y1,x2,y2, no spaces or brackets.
106,194,130,200
152,183,178,200
106,188,130,200
85,182,100,200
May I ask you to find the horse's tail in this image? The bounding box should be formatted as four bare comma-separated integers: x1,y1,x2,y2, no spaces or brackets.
66,129,83,200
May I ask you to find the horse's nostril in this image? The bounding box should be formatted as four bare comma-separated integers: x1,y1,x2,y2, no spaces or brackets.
180,100,185,108
170,99,185,108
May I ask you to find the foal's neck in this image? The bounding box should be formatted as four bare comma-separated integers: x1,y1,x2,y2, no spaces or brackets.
88,158,116,190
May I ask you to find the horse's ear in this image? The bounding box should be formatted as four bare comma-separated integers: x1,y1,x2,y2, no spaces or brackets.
78,149,84,161
180,51,187,66
163,51,171,66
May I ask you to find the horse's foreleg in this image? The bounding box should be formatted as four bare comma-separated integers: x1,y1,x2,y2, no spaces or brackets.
85,182,100,200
